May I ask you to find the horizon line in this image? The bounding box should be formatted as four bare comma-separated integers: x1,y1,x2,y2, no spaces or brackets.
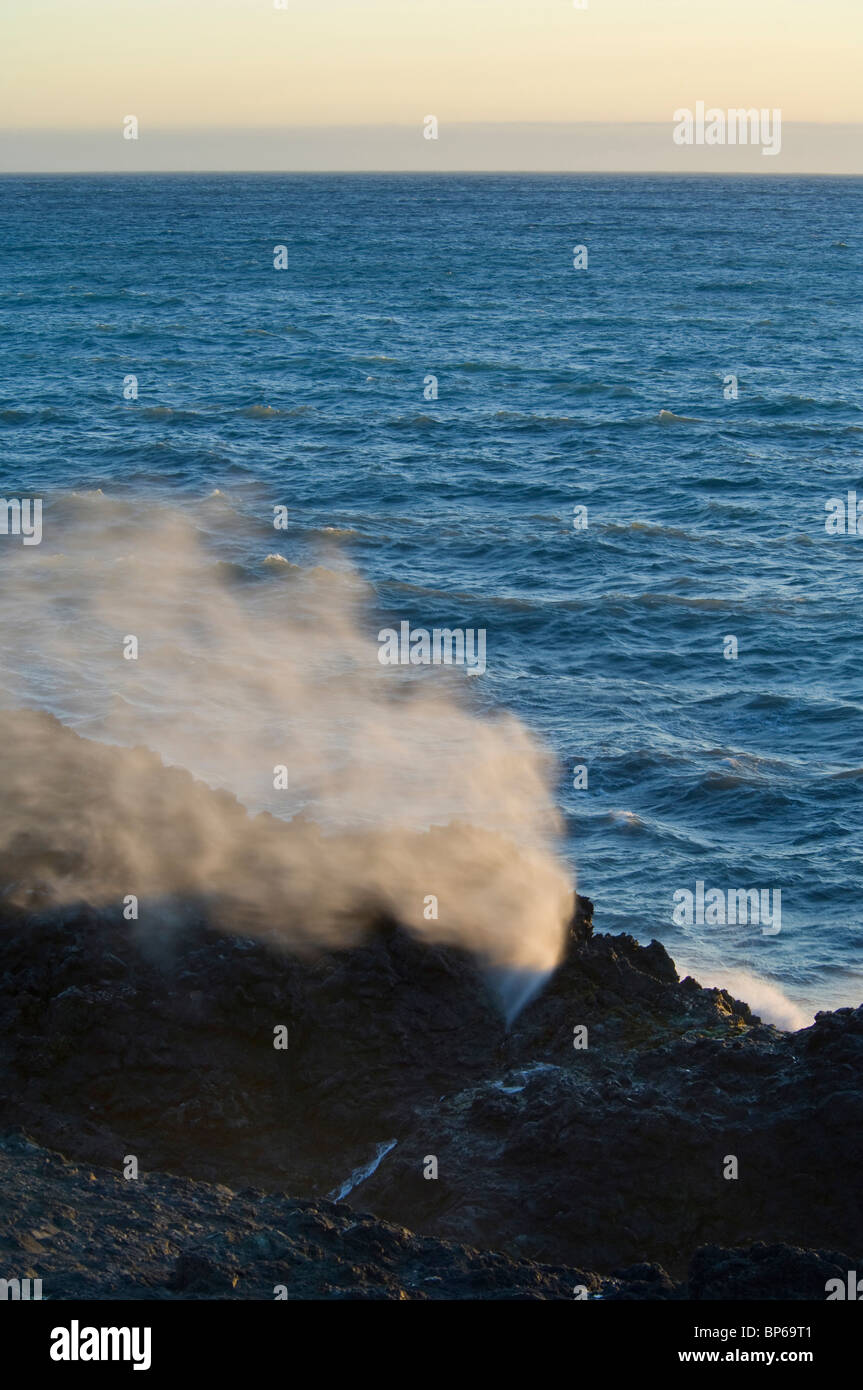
5,121,859,176
2,169,861,178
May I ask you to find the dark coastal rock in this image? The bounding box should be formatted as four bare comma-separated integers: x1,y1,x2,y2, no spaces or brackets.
357,976,863,1273
0,1133,593,1300
1,709,861,1292
4,1133,852,1301
687,1242,860,1301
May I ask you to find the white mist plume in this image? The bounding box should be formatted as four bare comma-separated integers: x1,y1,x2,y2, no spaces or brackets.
0,494,573,983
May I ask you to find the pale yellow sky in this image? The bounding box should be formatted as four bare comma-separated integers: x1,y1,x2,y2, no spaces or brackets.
2,0,861,130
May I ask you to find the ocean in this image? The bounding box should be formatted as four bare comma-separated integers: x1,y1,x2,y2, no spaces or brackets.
1,173,861,1024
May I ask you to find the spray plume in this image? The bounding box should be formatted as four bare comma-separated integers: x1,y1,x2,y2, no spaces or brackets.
0,494,574,1001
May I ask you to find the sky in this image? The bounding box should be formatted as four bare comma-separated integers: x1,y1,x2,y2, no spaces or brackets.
1,0,861,172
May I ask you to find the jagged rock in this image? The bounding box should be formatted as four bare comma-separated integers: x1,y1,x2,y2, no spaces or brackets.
0,1136,593,1300
687,1242,859,1301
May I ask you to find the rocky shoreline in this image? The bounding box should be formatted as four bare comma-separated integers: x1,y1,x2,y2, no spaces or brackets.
0,1131,856,1300
1,711,861,1298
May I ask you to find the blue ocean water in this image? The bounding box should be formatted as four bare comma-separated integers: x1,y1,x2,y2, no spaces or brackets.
1,173,861,1020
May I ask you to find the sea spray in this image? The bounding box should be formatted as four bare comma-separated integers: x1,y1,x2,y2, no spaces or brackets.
0,495,574,989
487,965,555,1028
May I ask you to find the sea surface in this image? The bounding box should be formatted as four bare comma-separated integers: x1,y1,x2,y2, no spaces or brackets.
1,173,862,1024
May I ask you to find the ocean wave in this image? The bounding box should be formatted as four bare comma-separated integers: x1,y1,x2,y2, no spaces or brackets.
600,520,704,542
1,407,78,425
383,577,537,611
658,409,702,424
753,395,863,418
594,590,738,611
387,413,442,429
236,405,315,420
493,411,576,425
605,809,645,831
239,405,292,419
138,406,202,421
679,966,812,1031
262,553,301,573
